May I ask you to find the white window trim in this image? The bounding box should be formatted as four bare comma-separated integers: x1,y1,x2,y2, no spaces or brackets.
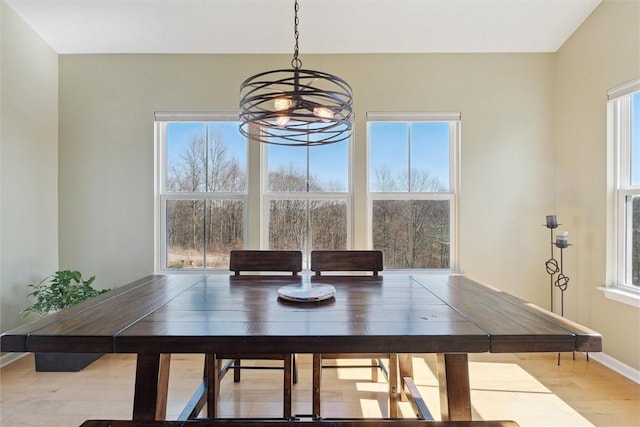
366,113,460,272
606,78,640,307
154,113,248,272
598,285,640,308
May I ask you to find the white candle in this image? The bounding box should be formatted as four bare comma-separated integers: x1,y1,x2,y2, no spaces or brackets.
556,231,569,248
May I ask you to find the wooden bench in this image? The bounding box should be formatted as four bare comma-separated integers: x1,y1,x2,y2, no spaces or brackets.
310,250,383,276
230,250,302,276
81,419,520,427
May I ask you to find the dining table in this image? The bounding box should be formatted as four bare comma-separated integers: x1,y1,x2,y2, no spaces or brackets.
0,273,602,422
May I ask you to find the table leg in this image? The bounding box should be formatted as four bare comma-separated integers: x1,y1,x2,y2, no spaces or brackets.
312,354,321,417
388,353,399,418
399,353,413,401
205,354,218,417
437,353,471,421
283,355,292,418
156,354,171,419
133,353,171,420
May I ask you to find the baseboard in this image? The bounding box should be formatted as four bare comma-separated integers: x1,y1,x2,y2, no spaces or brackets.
588,352,640,384
0,352,29,368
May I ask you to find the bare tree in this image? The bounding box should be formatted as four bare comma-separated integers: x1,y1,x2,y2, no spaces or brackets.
268,164,347,252
167,132,451,270
633,197,640,285
372,167,449,268
166,129,245,268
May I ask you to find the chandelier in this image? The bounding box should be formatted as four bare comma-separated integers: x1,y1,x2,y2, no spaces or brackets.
239,0,353,146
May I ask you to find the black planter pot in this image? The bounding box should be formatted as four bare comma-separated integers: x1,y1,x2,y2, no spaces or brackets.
34,352,103,372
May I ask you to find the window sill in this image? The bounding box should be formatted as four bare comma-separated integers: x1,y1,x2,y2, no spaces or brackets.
598,285,640,308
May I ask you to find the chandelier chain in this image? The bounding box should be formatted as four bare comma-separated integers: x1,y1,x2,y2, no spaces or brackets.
291,0,302,69
239,0,353,146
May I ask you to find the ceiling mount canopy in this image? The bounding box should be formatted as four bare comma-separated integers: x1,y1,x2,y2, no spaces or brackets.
239,0,353,146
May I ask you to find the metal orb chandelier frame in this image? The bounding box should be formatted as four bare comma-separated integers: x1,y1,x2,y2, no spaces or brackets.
239,0,353,146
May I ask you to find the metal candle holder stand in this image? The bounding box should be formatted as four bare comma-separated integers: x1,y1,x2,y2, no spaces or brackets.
544,215,582,365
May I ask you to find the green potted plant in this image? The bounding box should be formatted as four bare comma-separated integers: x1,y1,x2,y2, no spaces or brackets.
22,270,111,372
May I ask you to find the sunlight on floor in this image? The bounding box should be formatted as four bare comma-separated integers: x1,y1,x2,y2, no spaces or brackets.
323,355,600,426
405,356,597,427
2,352,634,426
315,355,599,426
468,360,594,426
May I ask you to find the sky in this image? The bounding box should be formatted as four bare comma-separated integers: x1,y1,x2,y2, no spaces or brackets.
165,120,451,193
167,121,247,171
632,92,640,185
369,121,450,192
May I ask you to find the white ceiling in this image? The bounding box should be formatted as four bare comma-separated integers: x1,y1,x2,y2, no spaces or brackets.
6,0,602,55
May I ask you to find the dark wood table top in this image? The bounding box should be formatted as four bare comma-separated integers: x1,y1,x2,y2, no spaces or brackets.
0,274,602,355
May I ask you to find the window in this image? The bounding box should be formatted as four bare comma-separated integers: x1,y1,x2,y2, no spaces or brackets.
367,113,459,269
265,141,351,267
156,111,457,272
156,113,247,270
611,80,640,290
155,113,351,271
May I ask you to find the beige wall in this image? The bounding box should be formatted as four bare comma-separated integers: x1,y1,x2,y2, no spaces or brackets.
556,0,640,370
58,53,556,307
0,2,58,335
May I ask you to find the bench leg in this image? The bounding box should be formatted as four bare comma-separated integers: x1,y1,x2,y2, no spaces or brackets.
437,353,471,421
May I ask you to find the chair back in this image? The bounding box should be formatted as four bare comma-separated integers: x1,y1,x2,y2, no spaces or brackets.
310,250,383,276
230,250,302,276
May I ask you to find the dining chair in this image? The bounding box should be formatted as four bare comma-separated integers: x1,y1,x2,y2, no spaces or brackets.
310,250,383,277
309,250,401,417
211,250,302,418
223,250,301,383
229,250,303,276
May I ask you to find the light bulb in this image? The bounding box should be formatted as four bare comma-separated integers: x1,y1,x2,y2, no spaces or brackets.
313,106,334,121
274,98,293,111
276,115,290,128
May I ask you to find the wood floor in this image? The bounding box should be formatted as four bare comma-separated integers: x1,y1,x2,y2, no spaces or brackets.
0,352,638,426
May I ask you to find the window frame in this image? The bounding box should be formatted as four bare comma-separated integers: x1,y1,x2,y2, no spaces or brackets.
366,112,460,271
154,112,248,272
611,80,640,293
